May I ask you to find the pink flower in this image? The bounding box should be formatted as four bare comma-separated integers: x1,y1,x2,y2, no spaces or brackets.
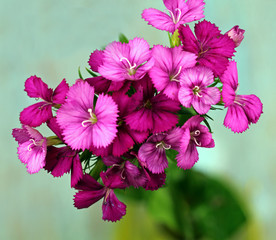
142,0,205,33
12,125,47,174
149,45,197,100
98,38,153,81
20,76,69,127
178,66,221,114
56,81,119,150
74,173,127,222
225,25,245,47
125,75,180,133
138,128,182,174
221,61,263,133
178,20,236,77
176,115,214,169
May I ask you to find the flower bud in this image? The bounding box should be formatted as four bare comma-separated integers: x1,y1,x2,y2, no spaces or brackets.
226,25,245,47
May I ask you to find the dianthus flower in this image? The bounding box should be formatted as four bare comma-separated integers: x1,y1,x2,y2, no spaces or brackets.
221,61,263,133
12,125,47,174
142,0,205,33
20,76,69,127
178,20,236,77
98,37,153,81
56,80,118,150
74,173,127,222
176,115,214,169
149,45,197,100
178,66,220,114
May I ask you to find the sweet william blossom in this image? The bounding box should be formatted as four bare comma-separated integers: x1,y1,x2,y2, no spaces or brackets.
142,0,205,33
74,173,127,222
178,20,236,77
56,81,119,150
98,37,153,82
20,76,69,127
176,115,214,169
178,66,220,114
12,125,47,174
221,61,263,133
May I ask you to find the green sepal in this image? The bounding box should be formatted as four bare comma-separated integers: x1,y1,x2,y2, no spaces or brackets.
119,33,129,44
78,67,84,80
86,67,98,77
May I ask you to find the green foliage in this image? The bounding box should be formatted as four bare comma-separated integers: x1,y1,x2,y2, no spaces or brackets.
120,164,247,240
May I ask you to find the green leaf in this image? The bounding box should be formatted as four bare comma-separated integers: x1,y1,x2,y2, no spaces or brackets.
119,33,129,43
89,158,106,181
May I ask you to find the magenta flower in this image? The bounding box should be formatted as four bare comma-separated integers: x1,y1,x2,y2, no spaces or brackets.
221,61,263,133
225,25,245,47
102,156,147,188
178,20,236,77
12,125,47,174
178,66,221,114
56,80,119,150
74,173,126,222
138,128,182,174
142,0,205,33
20,76,69,127
91,91,148,157
98,37,153,81
149,45,197,100
44,117,83,187
176,115,214,169
125,75,180,133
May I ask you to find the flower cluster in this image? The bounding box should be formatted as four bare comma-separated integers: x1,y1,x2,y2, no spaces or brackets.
12,0,262,222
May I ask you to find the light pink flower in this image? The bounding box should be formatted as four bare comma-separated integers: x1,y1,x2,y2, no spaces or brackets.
221,61,263,133
142,0,205,33
57,81,118,150
178,66,221,114
12,125,47,174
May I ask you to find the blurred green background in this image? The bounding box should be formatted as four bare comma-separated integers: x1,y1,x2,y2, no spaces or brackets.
0,0,274,239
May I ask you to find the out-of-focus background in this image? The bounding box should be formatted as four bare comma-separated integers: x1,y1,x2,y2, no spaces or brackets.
0,0,275,239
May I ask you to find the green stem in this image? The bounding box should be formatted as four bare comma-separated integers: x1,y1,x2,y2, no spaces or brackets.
46,136,63,146
89,158,106,181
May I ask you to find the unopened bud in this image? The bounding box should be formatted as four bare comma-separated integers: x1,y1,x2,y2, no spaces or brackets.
226,25,245,47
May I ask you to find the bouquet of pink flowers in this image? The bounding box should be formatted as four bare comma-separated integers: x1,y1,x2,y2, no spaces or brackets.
12,0,262,223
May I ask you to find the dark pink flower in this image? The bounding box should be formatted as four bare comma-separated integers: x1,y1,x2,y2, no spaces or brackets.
221,61,263,133
88,49,104,72
149,45,197,100
176,115,214,169
142,0,205,33
138,128,182,174
178,66,221,114
20,76,69,127
56,81,119,150
98,38,153,81
12,125,47,174
102,156,147,188
225,25,245,47
74,173,127,222
125,75,180,133
178,20,236,77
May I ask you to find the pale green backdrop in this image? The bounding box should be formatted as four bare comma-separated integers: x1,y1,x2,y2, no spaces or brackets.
0,0,275,239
